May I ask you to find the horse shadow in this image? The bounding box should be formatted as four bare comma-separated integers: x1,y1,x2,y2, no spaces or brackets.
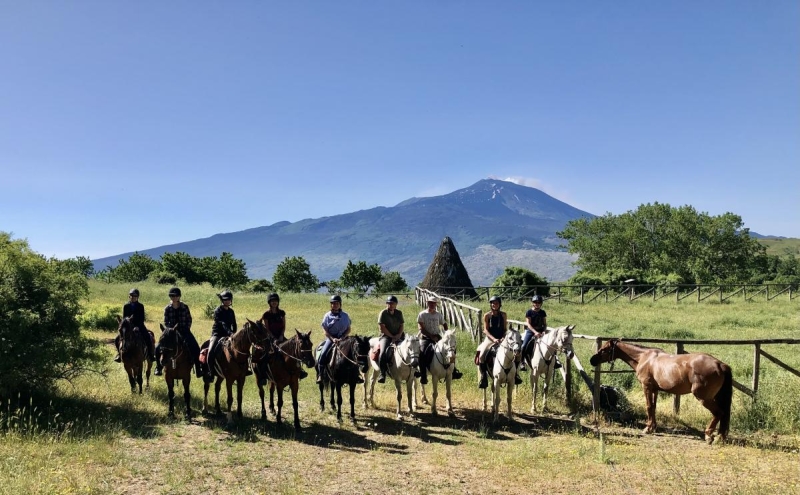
356,415,464,447
8,392,162,439
264,420,411,454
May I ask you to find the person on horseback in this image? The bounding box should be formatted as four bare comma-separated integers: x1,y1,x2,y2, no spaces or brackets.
154,287,202,377
377,295,412,383
417,296,463,384
317,295,358,383
519,295,560,372
114,288,155,363
476,296,522,388
206,290,239,378
260,292,307,382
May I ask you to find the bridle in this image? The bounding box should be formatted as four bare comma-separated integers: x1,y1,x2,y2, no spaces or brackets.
158,327,186,368
433,336,456,370
334,337,367,367
276,334,313,365
494,332,520,379
391,336,419,367
532,327,573,366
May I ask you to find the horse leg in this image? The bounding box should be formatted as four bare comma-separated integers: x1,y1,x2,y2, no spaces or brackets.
167,379,176,419
367,366,377,409
696,392,723,444
643,387,657,434
431,372,439,416
127,367,136,394
318,381,326,412
214,377,223,416
395,379,403,420
291,380,301,431
349,383,357,423
329,380,336,411
506,375,515,422
276,387,284,426
202,380,210,415
335,383,343,422
530,372,538,413
236,377,244,420
258,382,267,421
136,367,143,394
183,378,192,420
541,367,551,413
269,383,277,416
406,378,414,416
492,379,500,423
144,359,152,389
225,379,235,424
445,372,454,417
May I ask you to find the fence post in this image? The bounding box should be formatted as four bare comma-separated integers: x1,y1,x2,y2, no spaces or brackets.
674,343,685,415
593,338,602,423
753,343,761,398
580,286,584,304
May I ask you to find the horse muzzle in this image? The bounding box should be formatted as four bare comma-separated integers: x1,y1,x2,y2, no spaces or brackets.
589,354,602,366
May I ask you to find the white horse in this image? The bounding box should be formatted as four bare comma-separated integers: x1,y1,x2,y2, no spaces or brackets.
413,329,457,416
365,335,421,420
524,325,576,413
483,329,522,423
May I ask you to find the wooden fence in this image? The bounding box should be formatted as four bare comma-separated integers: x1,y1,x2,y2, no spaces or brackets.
415,287,483,341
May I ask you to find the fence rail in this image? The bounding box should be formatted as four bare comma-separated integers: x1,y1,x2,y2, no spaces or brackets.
415,288,483,341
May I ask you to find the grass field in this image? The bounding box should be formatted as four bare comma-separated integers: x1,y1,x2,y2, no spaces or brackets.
2,281,799,494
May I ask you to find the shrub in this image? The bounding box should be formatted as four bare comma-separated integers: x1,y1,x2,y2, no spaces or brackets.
246,278,274,293
78,305,120,331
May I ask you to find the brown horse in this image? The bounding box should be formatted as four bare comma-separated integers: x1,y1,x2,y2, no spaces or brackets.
254,330,314,430
158,323,193,419
116,316,152,394
590,339,733,443
202,319,269,424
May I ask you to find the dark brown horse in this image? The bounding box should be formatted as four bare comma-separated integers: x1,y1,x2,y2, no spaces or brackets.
202,319,269,424
590,339,733,443
158,323,193,419
254,330,314,430
319,335,371,423
116,316,152,394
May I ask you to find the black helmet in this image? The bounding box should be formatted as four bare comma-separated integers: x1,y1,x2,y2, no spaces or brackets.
218,290,233,302
489,296,502,306
267,293,280,303
531,295,544,303
168,287,181,297
386,295,398,304
129,288,140,297
329,295,342,303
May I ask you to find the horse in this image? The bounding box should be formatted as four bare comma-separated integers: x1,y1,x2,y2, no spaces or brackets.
256,330,315,430
483,328,522,423
157,323,193,419
413,329,458,416
523,325,576,413
365,335,421,420
590,339,733,444
116,316,152,394
318,335,371,423
202,319,269,424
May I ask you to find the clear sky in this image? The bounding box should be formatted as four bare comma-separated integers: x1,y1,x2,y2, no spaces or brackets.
2,1,798,260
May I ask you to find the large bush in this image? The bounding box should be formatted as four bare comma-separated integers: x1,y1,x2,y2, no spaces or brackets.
0,233,103,398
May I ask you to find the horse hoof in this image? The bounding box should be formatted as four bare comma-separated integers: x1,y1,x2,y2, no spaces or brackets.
261,413,267,421
397,415,403,421
705,434,715,444
422,399,429,405
447,411,455,418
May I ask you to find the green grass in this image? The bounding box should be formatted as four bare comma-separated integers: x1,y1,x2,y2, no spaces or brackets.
1,280,799,494
759,237,800,257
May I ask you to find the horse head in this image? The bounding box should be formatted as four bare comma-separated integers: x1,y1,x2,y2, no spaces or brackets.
294,329,316,369
554,324,576,359
245,318,270,348
353,335,371,373
589,338,620,366
117,316,139,352
439,329,458,364
158,323,183,364
399,334,420,369
504,329,522,355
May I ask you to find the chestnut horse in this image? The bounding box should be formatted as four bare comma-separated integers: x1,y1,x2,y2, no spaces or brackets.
256,330,315,430
590,339,733,443
116,316,152,394
158,323,193,419
203,319,269,424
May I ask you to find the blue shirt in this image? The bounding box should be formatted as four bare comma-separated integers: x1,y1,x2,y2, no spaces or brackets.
321,310,351,339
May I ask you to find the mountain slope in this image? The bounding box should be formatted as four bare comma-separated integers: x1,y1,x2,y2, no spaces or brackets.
93,179,593,285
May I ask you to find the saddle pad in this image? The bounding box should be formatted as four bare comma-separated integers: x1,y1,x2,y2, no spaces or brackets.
369,346,380,363
199,348,209,364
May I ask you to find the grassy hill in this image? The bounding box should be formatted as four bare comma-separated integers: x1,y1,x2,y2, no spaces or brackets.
759,237,800,257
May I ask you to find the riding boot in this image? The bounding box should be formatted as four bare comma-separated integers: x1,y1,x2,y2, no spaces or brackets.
195,361,204,378
377,363,387,384
419,367,428,385
315,364,322,384
514,371,523,385
298,362,308,380
153,346,163,375
478,362,488,389
414,367,421,378
554,357,562,370
113,335,121,363
452,367,463,380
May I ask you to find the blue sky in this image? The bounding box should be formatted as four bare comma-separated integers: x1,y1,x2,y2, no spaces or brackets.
2,2,798,260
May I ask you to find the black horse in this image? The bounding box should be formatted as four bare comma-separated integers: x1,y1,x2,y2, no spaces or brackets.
318,335,371,423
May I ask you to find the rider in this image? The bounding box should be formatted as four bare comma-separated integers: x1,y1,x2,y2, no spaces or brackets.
377,295,410,384
475,296,522,388
260,292,307,381
206,290,238,378
114,288,155,364
317,295,359,383
520,294,561,372
154,287,202,377
417,296,463,384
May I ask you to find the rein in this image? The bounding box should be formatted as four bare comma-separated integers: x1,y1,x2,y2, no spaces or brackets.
334,339,365,367
494,336,519,379
391,339,417,367
433,339,455,370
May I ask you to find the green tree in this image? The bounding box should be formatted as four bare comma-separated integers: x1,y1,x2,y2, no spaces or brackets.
0,233,103,397
272,256,320,293
161,251,206,284
208,252,249,288
339,260,383,293
374,271,409,293
558,203,766,285
109,252,161,282
247,278,274,293
58,256,94,278
492,267,550,298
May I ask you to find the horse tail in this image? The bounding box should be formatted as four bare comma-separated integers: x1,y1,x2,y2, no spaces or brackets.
716,365,733,438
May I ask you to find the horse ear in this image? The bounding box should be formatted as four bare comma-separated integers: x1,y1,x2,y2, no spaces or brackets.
117,315,122,324
160,323,166,332
246,318,255,325
295,328,302,337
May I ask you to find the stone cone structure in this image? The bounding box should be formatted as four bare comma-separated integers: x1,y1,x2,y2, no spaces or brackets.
419,236,479,299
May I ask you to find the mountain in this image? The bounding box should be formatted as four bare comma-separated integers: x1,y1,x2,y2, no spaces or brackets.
92,179,594,285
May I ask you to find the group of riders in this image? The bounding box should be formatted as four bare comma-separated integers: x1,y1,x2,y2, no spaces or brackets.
114,287,556,389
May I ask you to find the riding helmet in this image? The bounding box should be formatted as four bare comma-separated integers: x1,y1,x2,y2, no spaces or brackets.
386,295,399,304
330,295,342,303
489,295,502,306
267,292,280,303
168,287,182,297
531,295,544,303
129,288,140,297
218,290,233,302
